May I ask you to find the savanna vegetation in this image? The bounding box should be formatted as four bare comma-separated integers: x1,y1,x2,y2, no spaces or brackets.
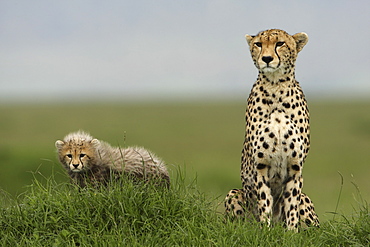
0,100,369,245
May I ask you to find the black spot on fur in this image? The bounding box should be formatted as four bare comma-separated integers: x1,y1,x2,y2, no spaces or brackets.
261,192,266,200
292,165,300,171
292,188,298,196
257,182,263,189
257,163,267,170
283,102,291,108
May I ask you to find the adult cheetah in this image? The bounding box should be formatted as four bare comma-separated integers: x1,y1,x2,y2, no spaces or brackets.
225,29,319,231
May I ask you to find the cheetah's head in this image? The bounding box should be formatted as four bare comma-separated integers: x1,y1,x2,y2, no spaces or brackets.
55,138,100,173
245,29,308,77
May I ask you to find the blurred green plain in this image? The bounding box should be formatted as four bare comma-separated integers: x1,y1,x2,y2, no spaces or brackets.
0,100,369,220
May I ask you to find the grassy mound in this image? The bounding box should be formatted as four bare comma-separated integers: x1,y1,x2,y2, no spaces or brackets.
0,170,369,246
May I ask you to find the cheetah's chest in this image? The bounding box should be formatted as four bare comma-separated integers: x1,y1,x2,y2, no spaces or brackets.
247,84,309,180
258,111,298,178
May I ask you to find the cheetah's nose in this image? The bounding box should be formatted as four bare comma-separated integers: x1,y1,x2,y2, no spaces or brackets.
72,164,79,168
262,56,273,64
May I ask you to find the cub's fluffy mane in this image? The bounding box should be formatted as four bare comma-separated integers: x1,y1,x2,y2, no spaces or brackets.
62,130,94,143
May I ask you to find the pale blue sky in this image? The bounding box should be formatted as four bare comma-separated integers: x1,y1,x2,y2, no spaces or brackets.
1,0,369,102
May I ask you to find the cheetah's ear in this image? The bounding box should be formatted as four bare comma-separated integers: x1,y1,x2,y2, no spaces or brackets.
55,140,65,150
245,34,255,47
90,139,100,147
292,32,308,53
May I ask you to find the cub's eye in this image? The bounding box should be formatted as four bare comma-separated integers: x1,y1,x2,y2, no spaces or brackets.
254,42,262,47
276,42,285,47
66,154,72,158
79,154,86,158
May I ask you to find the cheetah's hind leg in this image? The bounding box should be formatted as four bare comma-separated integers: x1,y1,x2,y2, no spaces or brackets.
224,189,249,221
299,192,320,228
224,190,320,228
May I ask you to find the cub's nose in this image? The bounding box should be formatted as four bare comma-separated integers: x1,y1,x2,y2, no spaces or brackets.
72,164,79,168
262,56,273,64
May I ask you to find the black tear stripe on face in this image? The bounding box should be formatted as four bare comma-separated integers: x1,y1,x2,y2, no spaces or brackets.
79,153,86,163
274,42,282,69
79,154,89,164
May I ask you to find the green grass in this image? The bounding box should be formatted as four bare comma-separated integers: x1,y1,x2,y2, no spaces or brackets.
0,169,369,246
0,100,369,221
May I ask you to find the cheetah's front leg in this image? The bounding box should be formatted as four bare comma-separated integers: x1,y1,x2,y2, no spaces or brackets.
283,168,302,232
255,163,273,226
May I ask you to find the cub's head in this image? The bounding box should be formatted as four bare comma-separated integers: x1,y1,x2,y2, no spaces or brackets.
55,131,100,173
245,29,308,76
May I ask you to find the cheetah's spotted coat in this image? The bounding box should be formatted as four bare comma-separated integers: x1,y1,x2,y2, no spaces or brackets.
225,29,319,231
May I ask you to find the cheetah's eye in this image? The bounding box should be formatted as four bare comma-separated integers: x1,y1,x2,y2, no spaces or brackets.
79,154,86,158
276,42,285,47
66,154,72,158
254,42,262,48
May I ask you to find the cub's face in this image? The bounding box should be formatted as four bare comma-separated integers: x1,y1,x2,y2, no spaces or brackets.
245,29,308,75
55,139,99,172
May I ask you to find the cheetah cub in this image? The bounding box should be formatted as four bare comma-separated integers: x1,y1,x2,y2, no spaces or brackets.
225,29,319,231
55,131,170,188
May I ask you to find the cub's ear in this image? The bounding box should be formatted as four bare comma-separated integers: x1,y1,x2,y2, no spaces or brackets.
292,32,308,53
245,34,255,47
55,140,65,149
90,139,100,146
